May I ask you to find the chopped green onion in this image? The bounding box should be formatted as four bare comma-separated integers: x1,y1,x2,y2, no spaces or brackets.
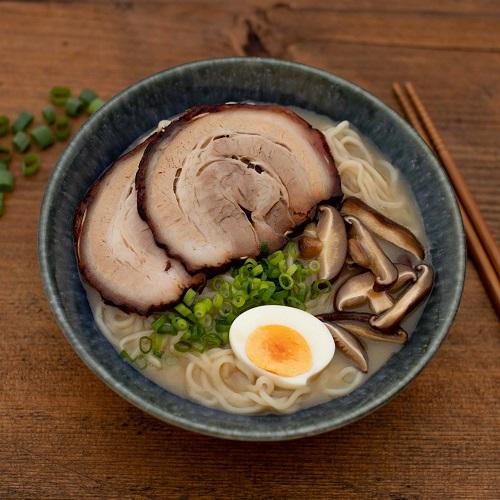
205,334,222,347
0,116,9,137
191,341,205,353
218,330,230,345
134,355,148,370
31,125,54,150
12,131,30,152
152,315,166,331
194,302,207,319
174,341,191,353
0,169,14,192
190,324,203,340
11,112,33,133
268,250,285,265
158,322,175,334
312,279,332,295
79,88,98,105
120,350,133,362
0,146,11,166
251,264,264,276
42,106,56,125
232,293,246,308
210,275,226,291
172,317,188,331
65,97,84,117
285,241,299,258
54,116,71,140
287,296,305,309
175,303,192,318
21,153,40,176
215,320,230,333
183,288,197,306
279,273,294,290
219,302,233,318
50,86,71,106
151,331,164,356
286,264,298,276
139,336,152,354
309,260,320,273
0,161,7,171
87,97,104,115
0,193,4,217
212,293,224,309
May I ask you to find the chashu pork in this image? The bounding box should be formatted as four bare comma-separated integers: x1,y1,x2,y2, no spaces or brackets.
136,104,342,272
74,136,203,316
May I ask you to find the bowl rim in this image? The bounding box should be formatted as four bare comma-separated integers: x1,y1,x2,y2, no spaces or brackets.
38,56,466,441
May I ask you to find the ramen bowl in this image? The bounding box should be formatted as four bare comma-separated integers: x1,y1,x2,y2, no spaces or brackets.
38,57,465,440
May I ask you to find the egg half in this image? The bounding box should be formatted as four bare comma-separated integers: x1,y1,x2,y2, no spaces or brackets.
229,305,335,389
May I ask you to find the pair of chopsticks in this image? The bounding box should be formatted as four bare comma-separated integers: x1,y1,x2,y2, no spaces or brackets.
393,82,500,317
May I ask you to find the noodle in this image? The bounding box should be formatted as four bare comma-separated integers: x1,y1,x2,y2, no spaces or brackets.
87,116,425,415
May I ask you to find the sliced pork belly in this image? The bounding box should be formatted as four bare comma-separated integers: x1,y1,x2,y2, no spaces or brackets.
74,136,203,315
136,104,341,272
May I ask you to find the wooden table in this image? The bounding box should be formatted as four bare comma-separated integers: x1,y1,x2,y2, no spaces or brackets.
1,1,498,498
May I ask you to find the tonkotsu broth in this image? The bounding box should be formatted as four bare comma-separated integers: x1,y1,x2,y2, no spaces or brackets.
84,107,428,414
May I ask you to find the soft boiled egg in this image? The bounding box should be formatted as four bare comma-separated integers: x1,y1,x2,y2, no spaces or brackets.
229,305,335,389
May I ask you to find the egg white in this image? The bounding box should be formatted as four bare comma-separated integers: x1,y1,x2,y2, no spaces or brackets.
229,305,335,389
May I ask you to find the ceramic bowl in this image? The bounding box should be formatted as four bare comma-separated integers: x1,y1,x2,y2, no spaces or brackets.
39,58,465,440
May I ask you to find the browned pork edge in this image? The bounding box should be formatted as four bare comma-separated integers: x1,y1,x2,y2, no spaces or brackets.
73,133,205,315
135,103,343,274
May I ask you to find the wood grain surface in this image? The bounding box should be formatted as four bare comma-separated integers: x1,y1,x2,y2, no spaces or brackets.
1,1,499,498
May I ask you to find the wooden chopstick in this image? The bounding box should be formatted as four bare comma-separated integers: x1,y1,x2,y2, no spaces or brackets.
392,82,500,316
403,82,500,278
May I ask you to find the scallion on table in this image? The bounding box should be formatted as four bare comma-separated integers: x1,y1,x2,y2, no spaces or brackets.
11,112,33,134
12,131,30,153
31,126,54,150
21,153,40,176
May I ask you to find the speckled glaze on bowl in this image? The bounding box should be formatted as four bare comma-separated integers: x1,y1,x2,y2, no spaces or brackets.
38,58,465,441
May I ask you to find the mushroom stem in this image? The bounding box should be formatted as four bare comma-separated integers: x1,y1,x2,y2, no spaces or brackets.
339,321,408,344
316,205,347,280
324,322,369,373
370,264,433,332
341,196,425,259
345,215,398,291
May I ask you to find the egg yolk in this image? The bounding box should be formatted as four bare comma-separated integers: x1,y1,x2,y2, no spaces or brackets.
246,324,312,377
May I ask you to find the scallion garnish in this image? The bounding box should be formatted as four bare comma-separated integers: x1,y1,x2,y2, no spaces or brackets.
11,112,33,133
42,106,56,125
0,146,11,166
54,116,70,140
79,89,98,105
0,116,9,137
87,97,104,115
65,97,84,117
0,170,14,192
50,86,71,106
21,153,40,176
12,131,30,153
31,125,54,150
139,336,152,354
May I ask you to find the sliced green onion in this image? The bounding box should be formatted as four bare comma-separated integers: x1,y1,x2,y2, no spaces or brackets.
11,112,33,133
50,86,71,106
139,336,152,354
0,161,7,171
215,320,230,333
151,332,164,356
212,293,224,309
134,355,148,370
0,146,11,166
174,341,191,353
31,125,54,150
21,153,40,176
0,169,14,193
12,131,30,152
42,106,56,125
312,279,332,295
219,302,233,318
183,288,197,306
286,263,298,276
175,303,192,318
279,273,294,290
287,296,305,309
210,275,226,291
251,264,264,276
87,97,104,114
218,330,229,345
205,334,222,347
309,260,320,273
120,349,133,362
194,302,207,319
158,322,175,335
190,324,203,340
0,116,9,137
79,88,98,105
268,250,285,265
65,97,84,117
54,116,71,140
285,241,299,258
0,193,5,217
191,341,205,353
172,317,188,331
152,315,166,331
232,293,246,308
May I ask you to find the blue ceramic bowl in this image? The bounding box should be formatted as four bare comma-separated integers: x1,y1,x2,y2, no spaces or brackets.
39,58,465,440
